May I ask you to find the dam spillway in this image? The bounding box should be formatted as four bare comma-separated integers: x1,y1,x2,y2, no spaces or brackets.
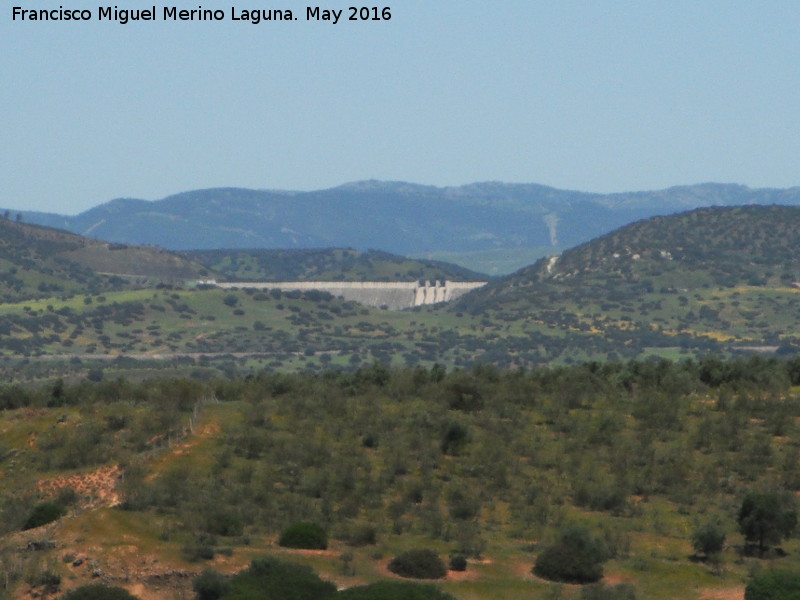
214,280,487,310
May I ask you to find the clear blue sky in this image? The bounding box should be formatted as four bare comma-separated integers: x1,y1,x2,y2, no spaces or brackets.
2,1,800,214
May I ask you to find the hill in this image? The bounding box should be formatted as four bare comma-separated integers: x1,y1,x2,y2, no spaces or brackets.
3,360,800,600
455,205,800,360
472,204,800,295
8,205,800,370
181,248,487,282
0,218,210,302
15,181,800,275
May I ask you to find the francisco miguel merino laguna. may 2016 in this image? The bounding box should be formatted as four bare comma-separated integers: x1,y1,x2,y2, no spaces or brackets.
11,6,392,24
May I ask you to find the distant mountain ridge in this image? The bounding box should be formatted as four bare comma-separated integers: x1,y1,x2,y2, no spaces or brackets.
12,181,800,274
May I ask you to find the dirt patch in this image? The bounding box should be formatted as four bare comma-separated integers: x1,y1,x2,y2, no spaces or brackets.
199,422,220,436
446,568,480,582
699,586,745,600
603,571,634,586
125,583,162,600
510,558,535,580
277,547,337,558
36,465,121,507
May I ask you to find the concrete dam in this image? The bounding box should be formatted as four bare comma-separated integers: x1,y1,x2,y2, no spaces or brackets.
215,280,487,310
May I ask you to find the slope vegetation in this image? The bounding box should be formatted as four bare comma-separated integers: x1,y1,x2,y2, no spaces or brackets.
456,205,800,360
182,248,487,282
0,218,210,302
3,361,800,600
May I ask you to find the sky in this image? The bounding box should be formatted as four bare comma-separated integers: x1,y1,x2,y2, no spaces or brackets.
2,1,800,214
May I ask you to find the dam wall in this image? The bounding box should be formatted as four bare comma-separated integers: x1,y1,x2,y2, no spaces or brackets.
215,280,487,310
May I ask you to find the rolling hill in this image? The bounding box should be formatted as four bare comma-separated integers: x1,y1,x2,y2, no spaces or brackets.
0,218,210,302
7,359,800,600
15,181,800,275
181,248,487,282
6,205,800,370
455,205,800,360
469,204,800,298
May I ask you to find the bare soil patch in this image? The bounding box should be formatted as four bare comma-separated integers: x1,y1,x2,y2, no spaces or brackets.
699,586,745,600
36,465,121,507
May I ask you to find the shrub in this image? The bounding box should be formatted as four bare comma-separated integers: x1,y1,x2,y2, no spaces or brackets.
227,557,337,600
387,549,447,580
182,544,216,562
54,487,80,508
193,568,229,600
23,502,64,530
339,581,456,600
440,422,469,455
692,520,726,559
59,585,139,600
278,522,328,550
28,570,61,591
448,554,467,572
342,524,377,547
745,570,800,600
205,509,244,537
446,488,479,521
533,526,609,584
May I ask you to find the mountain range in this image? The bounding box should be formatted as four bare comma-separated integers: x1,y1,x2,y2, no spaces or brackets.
14,181,800,274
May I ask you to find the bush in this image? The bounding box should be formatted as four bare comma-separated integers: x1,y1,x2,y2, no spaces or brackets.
387,549,447,580
59,585,140,600
341,524,377,547
28,570,61,591
448,554,467,572
23,502,64,530
227,557,337,600
205,509,244,537
533,526,609,584
182,544,216,562
692,520,726,559
339,581,456,600
193,568,229,600
745,570,800,600
278,522,328,550
54,487,80,508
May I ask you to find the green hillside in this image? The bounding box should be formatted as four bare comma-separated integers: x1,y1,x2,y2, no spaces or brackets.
181,248,487,282
6,206,800,600
3,359,800,600
6,205,800,373
455,205,800,361
0,218,211,303
0,218,125,302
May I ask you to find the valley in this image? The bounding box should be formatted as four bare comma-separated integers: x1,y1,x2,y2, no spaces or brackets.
3,202,800,600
